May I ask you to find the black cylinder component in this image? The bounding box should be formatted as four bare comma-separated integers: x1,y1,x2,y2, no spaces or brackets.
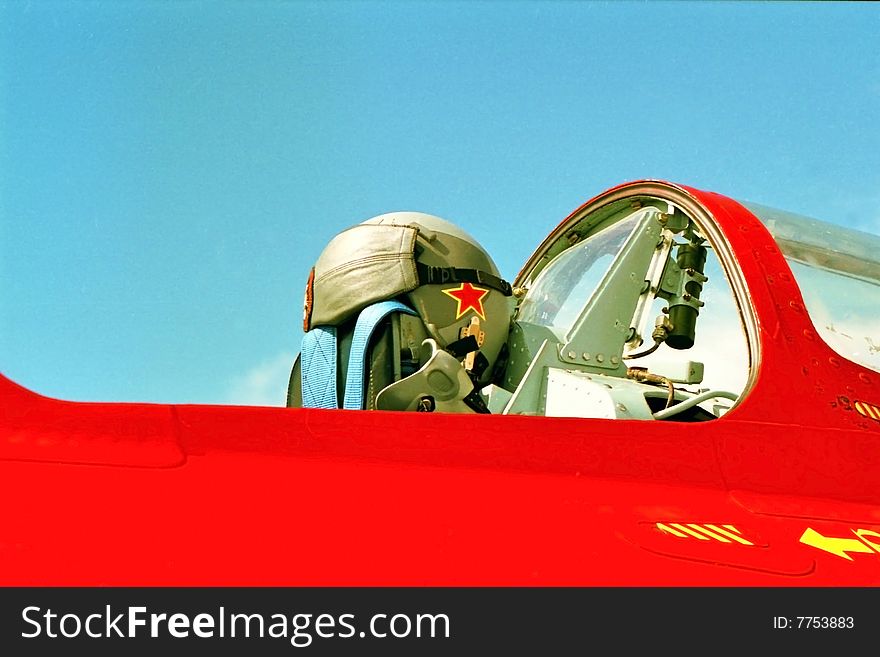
667,243,707,350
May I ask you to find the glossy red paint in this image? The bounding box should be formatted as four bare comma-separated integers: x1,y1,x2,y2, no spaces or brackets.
2,180,879,586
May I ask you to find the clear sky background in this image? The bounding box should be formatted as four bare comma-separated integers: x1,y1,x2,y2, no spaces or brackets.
1,1,878,406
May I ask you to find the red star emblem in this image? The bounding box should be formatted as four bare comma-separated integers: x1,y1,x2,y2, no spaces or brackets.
441,282,489,320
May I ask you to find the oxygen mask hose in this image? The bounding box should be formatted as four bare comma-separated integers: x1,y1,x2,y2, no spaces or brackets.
626,367,675,409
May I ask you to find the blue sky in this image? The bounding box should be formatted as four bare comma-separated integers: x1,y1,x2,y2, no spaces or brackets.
1,0,878,405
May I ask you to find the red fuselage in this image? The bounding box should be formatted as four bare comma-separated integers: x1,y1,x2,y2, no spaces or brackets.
2,181,879,585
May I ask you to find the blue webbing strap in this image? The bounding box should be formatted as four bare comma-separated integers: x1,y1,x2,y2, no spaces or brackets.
343,300,417,410
300,325,339,409
301,301,417,410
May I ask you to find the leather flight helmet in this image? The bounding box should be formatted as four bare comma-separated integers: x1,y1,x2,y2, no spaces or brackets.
365,212,513,388
303,211,514,395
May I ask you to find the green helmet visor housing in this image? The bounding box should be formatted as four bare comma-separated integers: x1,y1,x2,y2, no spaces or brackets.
305,212,514,396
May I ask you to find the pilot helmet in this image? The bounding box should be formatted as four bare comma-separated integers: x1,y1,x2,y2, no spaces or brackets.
369,212,512,385
304,211,513,405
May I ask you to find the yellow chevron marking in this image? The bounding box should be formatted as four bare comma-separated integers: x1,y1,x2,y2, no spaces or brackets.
685,524,731,542
799,528,875,561
854,400,880,422
704,524,755,545
668,523,711,540
656,523,688,538
659,522,880,559
655,522,757,546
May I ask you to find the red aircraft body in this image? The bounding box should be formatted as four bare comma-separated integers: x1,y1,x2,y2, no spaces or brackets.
1,179,879,586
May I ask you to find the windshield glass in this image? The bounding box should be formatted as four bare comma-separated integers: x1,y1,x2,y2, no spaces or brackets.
743,202,880,373
516,214,639,334
504,201,752,420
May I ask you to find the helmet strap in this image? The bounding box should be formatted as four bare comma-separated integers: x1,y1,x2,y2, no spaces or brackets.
416,262,512,296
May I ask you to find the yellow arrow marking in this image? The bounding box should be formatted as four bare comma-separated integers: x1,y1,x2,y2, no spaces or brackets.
799,528,876,561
